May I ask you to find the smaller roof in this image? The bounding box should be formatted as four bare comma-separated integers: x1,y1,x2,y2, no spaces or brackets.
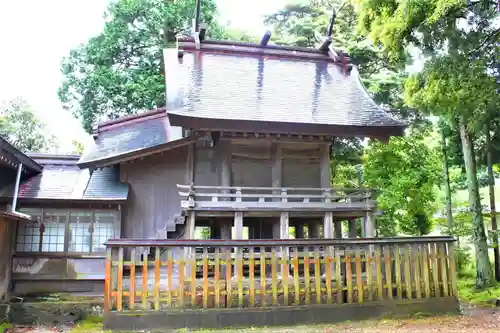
0,211,33,223
0,154,128,202
77,109,194,168
0,136,42,174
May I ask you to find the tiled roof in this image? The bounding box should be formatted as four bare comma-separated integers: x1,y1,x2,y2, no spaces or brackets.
0,136,42,174
165,46,405,137
77,109,186,168
0,154,128,201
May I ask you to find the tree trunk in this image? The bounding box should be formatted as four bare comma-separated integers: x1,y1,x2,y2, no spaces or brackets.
459,117,493,288
441,127,454,231
485,122,500,281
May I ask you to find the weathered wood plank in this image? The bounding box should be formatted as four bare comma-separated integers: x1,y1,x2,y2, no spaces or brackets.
384,246,393,300
260,246,267,307
375,246,383,301
214,248,221,308
271,247,278,306
154,247,161,310
422,244,431,298
404,246,412,300
249,248,255,307
335,249,342,304
167,250,173,306
203,247,209,309
394,245,402,300
439,243,449,297
117,247,124,312
448,242,458,297
413,244,421,300
104,248,112,313
355,251,363,303
293,247,300,305
346,251,353,304
314,247,321,304
304,248,311,305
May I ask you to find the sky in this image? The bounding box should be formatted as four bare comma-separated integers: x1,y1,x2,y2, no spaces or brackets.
0,0,287,152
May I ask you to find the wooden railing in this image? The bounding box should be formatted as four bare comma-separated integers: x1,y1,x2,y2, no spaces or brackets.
104,237,457,313
176,185,377,212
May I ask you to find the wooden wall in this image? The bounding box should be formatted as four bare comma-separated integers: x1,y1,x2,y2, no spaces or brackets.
120,138,326,239
0,217,14,300
194,139,322,188
120,146,188,239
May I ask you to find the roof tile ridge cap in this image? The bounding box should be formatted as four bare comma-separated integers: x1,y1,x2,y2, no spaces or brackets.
96,108,167,133
178,36,327,55
350,65,407,126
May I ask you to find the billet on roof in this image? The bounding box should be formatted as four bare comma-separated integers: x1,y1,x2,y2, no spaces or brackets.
0,154,128,203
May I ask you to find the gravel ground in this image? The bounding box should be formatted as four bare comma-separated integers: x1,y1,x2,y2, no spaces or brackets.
4,304,500,333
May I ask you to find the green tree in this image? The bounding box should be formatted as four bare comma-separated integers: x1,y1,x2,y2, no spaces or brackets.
364,126,442,236
71,140,85,155
59,0,225,132
355,0,498,288
0,98,57,153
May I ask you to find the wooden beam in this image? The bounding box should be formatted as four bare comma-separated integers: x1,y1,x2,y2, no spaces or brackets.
320,144,331,188
323,212,333,238
271,143,282,189
219,140,232,189
348,219,357,238
186,142,195,184
318,37,332,52
199,23,207,41
365,211,376,238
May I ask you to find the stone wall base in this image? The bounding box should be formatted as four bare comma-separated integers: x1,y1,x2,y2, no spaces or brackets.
104,296,460,331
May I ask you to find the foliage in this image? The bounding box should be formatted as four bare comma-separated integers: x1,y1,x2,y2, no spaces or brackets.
0,97,58,152
357,0,498,288
59,0,226,132
354,0,499,65
458,276,500,305
71,140,85,155
266,0,426,194
364,127,442,236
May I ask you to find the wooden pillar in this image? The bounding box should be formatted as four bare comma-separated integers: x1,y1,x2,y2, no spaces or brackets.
219,140,232,190
271,143,282,189
334,221,342,238
309,220,321,238
184,212,196,276
295,222,305,239
320,143,331,188
365,211,376,238
323,212,334,239
233,212,244,278
348,219,357,238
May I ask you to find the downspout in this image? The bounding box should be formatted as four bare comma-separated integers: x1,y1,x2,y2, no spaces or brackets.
11,162,30,219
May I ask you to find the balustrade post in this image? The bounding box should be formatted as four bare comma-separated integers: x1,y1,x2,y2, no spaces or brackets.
232,188,244,280
279,189,290,276
184,212,196,277
321,190,335,278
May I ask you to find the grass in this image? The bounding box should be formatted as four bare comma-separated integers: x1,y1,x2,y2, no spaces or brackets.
0,322,13,331
454,185,500,207
70,316,110,333
457,270,500,305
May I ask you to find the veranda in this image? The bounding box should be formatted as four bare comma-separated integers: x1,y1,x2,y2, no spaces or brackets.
103,237,459,330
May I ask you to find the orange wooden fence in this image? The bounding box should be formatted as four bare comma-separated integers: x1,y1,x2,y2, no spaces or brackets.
104,237,457,313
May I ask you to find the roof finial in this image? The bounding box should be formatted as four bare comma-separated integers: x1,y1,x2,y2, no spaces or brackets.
326,7,336,37
194,0,201,33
